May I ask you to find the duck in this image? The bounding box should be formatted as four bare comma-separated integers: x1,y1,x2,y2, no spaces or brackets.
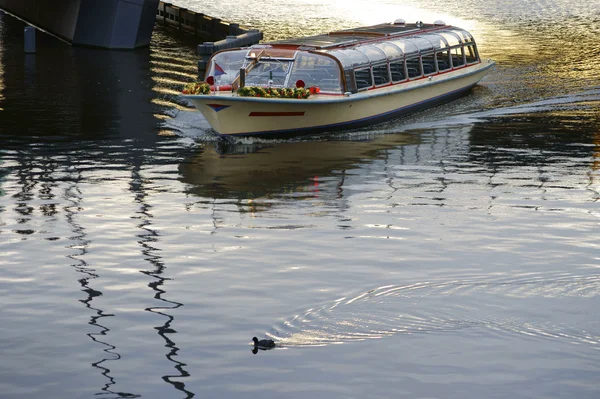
252,336,276,349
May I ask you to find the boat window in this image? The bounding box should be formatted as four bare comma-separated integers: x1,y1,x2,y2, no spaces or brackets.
465,44,479,63
439,31,462,47
421,53,436,75
407,37,435,52
289,53,342,92
451,47,465,67
390,39,420,57
355,45,387,64
326,51,355,77
372,64,390,86
344,69,358,93
206,50,247,84
406,57,422,79
328,49,370,68
390,60,406,82
355,68,373,90
244,59,293,87
418,34,448,50
373,42,404,61
447,28,473,43
319,77,343,92
436,50,451,71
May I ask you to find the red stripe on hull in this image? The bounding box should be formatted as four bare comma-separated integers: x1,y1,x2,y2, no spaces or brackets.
249,111,305,117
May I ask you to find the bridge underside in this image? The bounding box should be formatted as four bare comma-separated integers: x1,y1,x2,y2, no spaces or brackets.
0,0,160,49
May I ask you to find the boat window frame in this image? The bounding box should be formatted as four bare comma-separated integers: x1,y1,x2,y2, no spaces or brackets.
435,49,452,72
450,46,466,68
299,50,347,93
344,69,358,93
406,56,423,80
354,67,374,91
465,43,479,64
411,35,438,76
372,62,391,87
389,59,408,83
421,51,437,76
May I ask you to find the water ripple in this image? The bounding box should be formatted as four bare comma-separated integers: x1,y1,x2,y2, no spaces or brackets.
269,272,600,348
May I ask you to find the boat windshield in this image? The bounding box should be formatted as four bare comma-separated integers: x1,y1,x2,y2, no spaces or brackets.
206,49,247,85
288,52,343,92
245,59,293,86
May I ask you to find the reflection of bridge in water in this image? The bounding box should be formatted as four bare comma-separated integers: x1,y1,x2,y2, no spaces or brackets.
0,0,262,51
0,0,160,49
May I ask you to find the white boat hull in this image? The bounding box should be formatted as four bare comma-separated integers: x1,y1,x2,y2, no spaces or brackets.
182,61,495,137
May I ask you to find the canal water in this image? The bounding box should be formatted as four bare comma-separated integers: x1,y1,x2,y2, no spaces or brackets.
1,1,599,398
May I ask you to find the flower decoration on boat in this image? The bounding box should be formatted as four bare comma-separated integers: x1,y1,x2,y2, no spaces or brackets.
182,82,210,95
237,86,312,99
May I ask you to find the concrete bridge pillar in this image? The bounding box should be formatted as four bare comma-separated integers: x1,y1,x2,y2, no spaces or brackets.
74,0,160,48
0,0,160,49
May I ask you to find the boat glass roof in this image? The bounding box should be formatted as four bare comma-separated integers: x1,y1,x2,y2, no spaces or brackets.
438,31,462,46
355,45,388,64
417,34,449,50
448,29,473,43
372,42,404,60
388,39,420,56
327,49,370,69
406,37,435,52
264,24,476,66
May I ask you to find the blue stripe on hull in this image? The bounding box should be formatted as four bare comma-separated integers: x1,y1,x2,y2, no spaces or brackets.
223,84,476,138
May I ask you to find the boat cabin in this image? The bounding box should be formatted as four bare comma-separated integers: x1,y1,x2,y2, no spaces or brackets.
204,21,481,95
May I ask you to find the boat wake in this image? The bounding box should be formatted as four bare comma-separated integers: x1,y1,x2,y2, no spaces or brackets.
266,272,600,349
392,88,600,133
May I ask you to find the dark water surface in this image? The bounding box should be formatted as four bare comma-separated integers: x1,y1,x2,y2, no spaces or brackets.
1,1,599,398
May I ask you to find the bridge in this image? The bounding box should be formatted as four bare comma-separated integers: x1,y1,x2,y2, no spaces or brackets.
0,0,160,49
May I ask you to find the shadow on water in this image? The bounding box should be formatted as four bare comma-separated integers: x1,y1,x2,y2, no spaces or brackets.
179,132,423,203
0,13,196,144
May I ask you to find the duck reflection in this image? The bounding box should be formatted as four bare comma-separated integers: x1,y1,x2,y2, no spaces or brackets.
179,133,422,205
251,346,275,355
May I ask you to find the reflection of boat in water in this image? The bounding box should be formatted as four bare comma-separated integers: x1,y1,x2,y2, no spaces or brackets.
182,20,494,137
179,133,422,201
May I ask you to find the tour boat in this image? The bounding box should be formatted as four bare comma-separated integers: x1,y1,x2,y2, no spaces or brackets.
181,20,495,137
